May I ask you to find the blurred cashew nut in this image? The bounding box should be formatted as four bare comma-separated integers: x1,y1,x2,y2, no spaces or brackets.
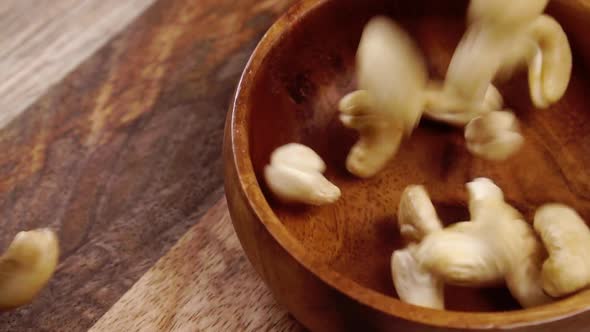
0,229,59,310
527,15,573,108
424,82,504,127
409,178,552,308
339,16,427,178
464,111,525,161
534,204,590,297
391,245,444,309
397,185,443,243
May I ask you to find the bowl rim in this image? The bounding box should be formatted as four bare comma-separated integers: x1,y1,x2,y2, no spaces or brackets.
228,0,590,329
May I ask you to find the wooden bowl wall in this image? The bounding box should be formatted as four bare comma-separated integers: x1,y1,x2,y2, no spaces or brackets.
224,0,590,330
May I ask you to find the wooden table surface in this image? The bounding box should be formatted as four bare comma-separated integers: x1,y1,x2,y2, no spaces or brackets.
0,0,304,331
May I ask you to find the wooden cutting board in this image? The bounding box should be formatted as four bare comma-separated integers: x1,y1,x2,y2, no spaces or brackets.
89,199,303,331
0,0,302,330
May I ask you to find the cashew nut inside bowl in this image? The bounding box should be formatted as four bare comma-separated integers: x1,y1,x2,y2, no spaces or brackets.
534,204,590,297
424,82,504,127
0,228,59,310
339,16,427,178
464,111,525,161
446,0,571,111
337,0,574,177
391,244,444,310
392,178,553,309
264,143,341,206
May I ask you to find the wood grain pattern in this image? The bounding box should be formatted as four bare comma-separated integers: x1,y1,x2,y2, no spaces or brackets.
225,0,590,330
0,0,293,330
90,199,303,332
0,0,157,128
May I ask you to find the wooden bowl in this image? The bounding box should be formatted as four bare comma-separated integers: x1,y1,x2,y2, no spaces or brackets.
224,0,590,330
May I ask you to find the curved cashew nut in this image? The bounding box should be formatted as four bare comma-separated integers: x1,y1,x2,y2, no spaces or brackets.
264,143,341,205
397,185,443,243
527,15,573,109
0,229,59,310
339,91,403,179
424,82,503,127
446,0,570,111
391,245,444,309
466,177,512,221
339,16,427,178
416,223,505,287
464,111,525,161
534,204,590,297
413,178,552,307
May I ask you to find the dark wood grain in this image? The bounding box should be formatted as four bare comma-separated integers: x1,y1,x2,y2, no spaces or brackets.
225,0,590,331
0,0,292,330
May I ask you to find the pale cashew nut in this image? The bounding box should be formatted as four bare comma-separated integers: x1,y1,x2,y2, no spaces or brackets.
264,143,341,205
534,204,590,297
464,111,525,161
424,82,503,127
445,0,570,111
468,0,549,27
466,177,514,221
391,244,444,309
416,224,505,287
414,178,552,307
0,228,59,310
527,15,573,109
504,226,551,308
397,185,443,243
339,90,403,179
340,16,427,178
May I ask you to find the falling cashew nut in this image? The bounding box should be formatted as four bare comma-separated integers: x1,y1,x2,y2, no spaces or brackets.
264,143,341,205
339,16,427,178
464,111,525,161
446,0,571,111
534,204,590,297
0,228,59,310
424,82,504,127
395,178,552,308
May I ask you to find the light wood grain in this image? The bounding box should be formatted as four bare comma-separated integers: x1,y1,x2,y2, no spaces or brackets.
0,0,156,128
90,199,303,332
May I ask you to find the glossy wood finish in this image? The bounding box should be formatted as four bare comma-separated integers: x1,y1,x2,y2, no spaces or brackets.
225,0,590,330
0,0,293,330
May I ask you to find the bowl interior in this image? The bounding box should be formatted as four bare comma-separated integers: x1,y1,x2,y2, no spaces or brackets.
246,0,590,312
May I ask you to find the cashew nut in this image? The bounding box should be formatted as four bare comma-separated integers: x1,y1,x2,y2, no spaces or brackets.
468,0,549,27
0,229,59,310
391,244,444,309
417,224,505,287
339,16,427,178
534,204,590,297
527,15,572,109
264,143,341,205
414,178,552,307
397,185,443,243
424,82,503,127
445,0,571,111
464,111,525,161
339,91,403,179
